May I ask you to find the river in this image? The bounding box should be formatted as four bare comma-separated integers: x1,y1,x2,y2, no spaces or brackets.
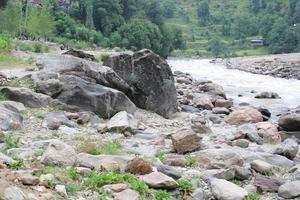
168,59,300,120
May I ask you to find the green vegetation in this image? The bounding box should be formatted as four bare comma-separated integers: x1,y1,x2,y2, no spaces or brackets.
6,159,25,170
78,140,122,155
155,151,166,162
154,190,174,200
186,155,198,167
0,92,9,101
231,179,242,186
178,179,193,194
246,193,262,200
4,134,19,149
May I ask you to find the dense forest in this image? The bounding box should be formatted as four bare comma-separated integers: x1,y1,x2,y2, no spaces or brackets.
0,0,300,57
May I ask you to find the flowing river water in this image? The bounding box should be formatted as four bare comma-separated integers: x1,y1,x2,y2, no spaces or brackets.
168,58,300,121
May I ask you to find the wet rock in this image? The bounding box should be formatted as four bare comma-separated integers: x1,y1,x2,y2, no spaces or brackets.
57,75,136,118
141,172,178,189
257,107,271,121
4,186,26,200
0,87,51,108
107,111,138,133
210,178,248,200
234,166,252,181
215,99,233,108
114,189,140,200
226,106,263,125
104,49,177,118
255,91,281,99
256,122,281,144
41,140,77,166
171,128,202,154
0,103,23,131
232,139,249,148
199,83,226,98
275,138,299,160
125,158,152,175
251,160,273,175
279,107,300,131
254,175,284,192
278,181,300,199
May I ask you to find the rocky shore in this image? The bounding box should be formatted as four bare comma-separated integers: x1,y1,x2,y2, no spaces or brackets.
215,53,300,80
0,49,299,200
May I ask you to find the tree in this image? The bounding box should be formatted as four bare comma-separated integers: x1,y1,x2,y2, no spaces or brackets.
121,0,137,20
249,0,260,13
0,1,22,37
197,0,210,25
232,13,258,39
161,0,176,18
0,0,8,8
208,36,228,58
294,1,300,24
145,0,164,26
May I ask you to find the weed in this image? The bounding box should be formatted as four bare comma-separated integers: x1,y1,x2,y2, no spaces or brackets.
178,179,193,194
65,182,82,197
0,92,9,101
155,151,166,162
7,159,25,170
78,141,122,155
230,179,242,186
246,193,262,200
100,53,109,62
4,135,19,149
99,192,113,200
66,166,80,180
186,155,197,167
154,190,173,200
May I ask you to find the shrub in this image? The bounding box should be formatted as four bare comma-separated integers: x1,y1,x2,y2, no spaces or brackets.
178,179,193,194
78,141,122,155
33,42,43,53
186,155,197,167
0,35,11,52
154,190,173,200
4,134,19,149
7,159,24,170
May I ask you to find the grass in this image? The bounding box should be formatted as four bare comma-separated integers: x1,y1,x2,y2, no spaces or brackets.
154,190,174,200
246,194,262,200
78,140,122,155
186,155,198,167
6,159,25,170
178,179,193,194
0,52,23,66
230,179,242,186
0,92,9,101
4,134,19,149
155,151,166,162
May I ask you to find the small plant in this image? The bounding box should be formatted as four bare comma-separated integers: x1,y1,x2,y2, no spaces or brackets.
66,166,80,180
7,159,25,170
0,92,9,101
100,53,109,62
0,35,11,52
65,182,82,197
186,155,197,167
33,43,43,53
246,193,262,200
4,135,19,149
230,179,241,186
154,190,173,200
99,192,113,200
79,141,122,155
155,151,166,162
178,179,193,194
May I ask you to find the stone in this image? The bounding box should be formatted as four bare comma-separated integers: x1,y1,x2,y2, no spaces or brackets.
39,174,55,187
237,124,263,145
256,122,281,144
171,128,202,154
200,168,235,181
212,107,230,115
77,112,91,124
226,107,263,125
188,188,205,200
0,103,23,131
258,107,271,121
125,157,152,175
156,164,183,179
255,91,281,99
163,154,187,167
62,49,96,61
41,140,77,166
57,75,136,118
0,87,51,108
7,148,37,161
76,167,92,175
1,101,26,112
278,181,300,199
101,161,121,172
35,79,63,97
279,107,300,131
107,111,138,133
193,94,214,110
215,99,233,108
191,116,212,134
43,112,76,129
114,189,140,200
251,160,273,175
275,138,299,160
141,172,178,189
234,167,252,181
19,173,39,186
103,183,128,193
97,123,108,133
232,139,249,148
0,152,14,164
104,49,177,118
210,178,248,200
0,129,5,142
176,77,192,84
4,186,26,200
55,185,68,197
66,112,79,120
199,83,226,98
254,175,284,193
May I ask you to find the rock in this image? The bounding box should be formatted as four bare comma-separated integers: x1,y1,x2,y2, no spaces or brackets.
215,99,233,108
19,173,39,186
256,122,281,144
232,139,249,148
237,124,263,145
125,158,152,175
251,160,273,175
200,168,235,181
4,186,26,200
254,175,284,192
181,105,200,113
176,77,192,84
171,128,202,154
103,183,128,193
193,94,214,110
66,112,79,120
279,107,300,131
77,112,91,124
0,130,5,142
210,178,248,200
0,103,23,131
62,49,96,61
212,107,230,115
257,107,271,121
1,101,26,112
199,83,226,98
226,107,263,125
55,185,68,198
255,91,281,99
43,112,76,129
234,167,252,181
41,140,77,166
59,126,78,135
35,79,63,97
76,167,92,175
278,181,300,199
114,189,140,200
191,116,212,134
107,111,138,133
275,138,299,160
7,148,38,160
0,87,51,108
141,172,178,189
39,174,55,187
156,164,183,179
163,154,187,167
188,188,205,200
57,75,136,118
104,49,177,118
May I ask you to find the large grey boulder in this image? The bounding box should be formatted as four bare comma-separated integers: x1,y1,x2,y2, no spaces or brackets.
279,107,300,132
56,75,136,118
4,186,26,200
104,49,177,118
278,181,300,199
0,103,23,131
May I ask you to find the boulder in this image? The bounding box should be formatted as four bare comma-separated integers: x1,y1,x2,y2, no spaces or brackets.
0,103,23,131
232,139,249,148
234,166,252,181
1,101,26,112
254,175,284,193
4,186,26,200
255,91,281,99
62,49,97,61
226,106,263,125
43,111,75,130
210,178,248,200
156,164,183,179
114,189,140,200
35,79,63,97
104,49,177,118
279,107,300,131
41,140,77,166
56,75,136,118
107,111,138,133
191,116,212,134
141,172,178,189
237,124,263,145
275,138,299,160
215,99,233,108
171,128,202,154
193,94,214,110
256,122,281,144
125,158,153,175
250,160,273,175
0,87,52,108
278,181,300,199
199,83,226,98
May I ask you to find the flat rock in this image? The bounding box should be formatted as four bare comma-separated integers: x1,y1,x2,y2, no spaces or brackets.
107,111,138,133
171,128,202,154
141,172,178,189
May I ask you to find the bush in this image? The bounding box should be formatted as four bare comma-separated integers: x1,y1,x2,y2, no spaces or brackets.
0,35,11,52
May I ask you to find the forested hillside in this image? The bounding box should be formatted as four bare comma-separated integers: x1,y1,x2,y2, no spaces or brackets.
0,0,300,57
